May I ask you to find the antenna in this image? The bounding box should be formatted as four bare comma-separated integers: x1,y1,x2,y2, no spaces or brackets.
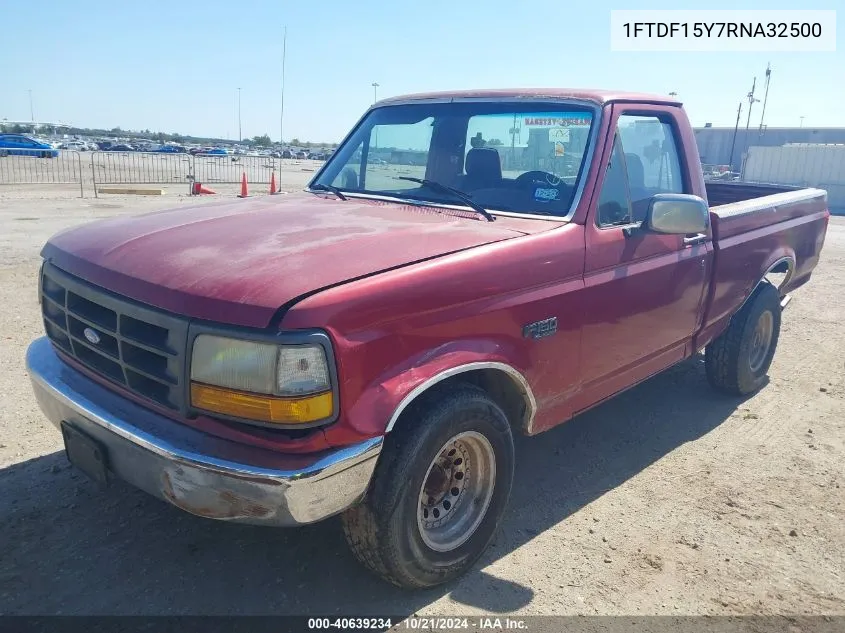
758,63,771,136
740,77,760,178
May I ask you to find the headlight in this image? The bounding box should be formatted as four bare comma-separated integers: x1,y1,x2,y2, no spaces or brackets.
190,334,333,425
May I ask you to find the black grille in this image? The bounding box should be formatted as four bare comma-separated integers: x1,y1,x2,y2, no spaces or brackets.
40,263,189,410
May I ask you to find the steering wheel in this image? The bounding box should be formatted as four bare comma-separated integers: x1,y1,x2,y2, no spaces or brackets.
514,170,566,189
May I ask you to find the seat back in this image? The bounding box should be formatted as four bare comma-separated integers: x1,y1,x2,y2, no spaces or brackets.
464,148,502,189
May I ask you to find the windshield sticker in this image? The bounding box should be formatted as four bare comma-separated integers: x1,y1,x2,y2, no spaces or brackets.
548,127,571,143
534,187,560,203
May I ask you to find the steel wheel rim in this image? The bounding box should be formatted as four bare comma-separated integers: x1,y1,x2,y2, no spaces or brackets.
417,431,496,552
749,310,774,373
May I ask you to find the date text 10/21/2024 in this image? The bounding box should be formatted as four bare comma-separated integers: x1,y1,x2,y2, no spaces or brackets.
306,617,529,630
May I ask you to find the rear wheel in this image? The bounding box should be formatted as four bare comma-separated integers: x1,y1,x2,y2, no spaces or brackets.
706,282,782,395
341,384,514,588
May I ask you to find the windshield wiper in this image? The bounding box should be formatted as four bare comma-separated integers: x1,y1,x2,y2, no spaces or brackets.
397,177,495,222
309,183,347,200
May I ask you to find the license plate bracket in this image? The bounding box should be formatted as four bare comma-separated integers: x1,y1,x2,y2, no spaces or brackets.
61,422,109,485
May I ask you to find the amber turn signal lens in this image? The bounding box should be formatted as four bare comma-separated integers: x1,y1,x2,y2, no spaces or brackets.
191,382,333,424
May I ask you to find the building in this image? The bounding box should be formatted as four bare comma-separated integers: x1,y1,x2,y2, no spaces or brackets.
744,143,845,210
694,126,845,172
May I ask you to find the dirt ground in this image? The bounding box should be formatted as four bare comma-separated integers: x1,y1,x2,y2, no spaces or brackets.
0,184,843,618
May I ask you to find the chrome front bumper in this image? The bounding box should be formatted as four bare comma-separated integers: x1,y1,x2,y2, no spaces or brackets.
25,337,383,526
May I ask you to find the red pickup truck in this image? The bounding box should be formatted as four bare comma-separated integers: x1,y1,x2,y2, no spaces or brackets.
27,89,829,589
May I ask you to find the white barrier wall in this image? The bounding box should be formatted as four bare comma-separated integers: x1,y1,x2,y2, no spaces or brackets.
744,144,845,209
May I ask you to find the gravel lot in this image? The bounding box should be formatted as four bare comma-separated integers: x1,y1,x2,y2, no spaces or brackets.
0,185,843,618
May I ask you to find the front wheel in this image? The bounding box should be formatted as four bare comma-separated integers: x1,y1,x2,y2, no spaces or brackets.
341,384,514,588
706,282,782,395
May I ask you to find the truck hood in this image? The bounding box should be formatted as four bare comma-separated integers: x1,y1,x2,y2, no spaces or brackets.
42,193,528,328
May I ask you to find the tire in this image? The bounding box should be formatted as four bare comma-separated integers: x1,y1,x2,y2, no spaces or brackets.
342,383,514,589
706,282,782,395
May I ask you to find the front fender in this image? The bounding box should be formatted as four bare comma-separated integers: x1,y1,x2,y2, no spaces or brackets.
334,338,534,443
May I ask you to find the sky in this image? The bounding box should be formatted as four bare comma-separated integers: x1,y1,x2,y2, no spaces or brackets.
1,0,841,143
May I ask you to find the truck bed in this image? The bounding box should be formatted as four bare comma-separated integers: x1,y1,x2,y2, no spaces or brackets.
698,185,830,350
704,181,798,207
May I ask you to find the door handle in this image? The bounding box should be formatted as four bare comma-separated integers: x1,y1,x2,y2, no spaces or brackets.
683,233,708,246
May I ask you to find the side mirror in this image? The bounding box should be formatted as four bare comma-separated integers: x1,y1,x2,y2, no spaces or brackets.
645,193,709,235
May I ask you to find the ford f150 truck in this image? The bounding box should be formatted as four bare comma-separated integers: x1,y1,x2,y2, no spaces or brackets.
26,89,829,589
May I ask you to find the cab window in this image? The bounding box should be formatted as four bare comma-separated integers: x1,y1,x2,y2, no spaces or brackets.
617,114,685,220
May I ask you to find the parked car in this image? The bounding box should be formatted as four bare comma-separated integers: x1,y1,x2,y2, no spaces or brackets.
196,147,227,156
156,145,187,154
295,150,308,159
25,88,830,589
59,141,88,151
281,149,293,159
96,141,115,151
107,144,135,152
0,134,59,157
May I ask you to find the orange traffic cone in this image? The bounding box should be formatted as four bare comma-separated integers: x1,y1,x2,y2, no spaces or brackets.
192,182,217,195
270,171,277,195
238,172,249,198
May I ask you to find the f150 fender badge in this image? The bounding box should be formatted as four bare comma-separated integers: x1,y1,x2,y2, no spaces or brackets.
523,317,558,340
83,327,101,345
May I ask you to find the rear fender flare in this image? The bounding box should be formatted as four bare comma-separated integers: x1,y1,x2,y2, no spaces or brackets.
736,253,795,314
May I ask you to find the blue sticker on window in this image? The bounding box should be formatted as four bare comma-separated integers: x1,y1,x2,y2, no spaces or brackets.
534,187,560,202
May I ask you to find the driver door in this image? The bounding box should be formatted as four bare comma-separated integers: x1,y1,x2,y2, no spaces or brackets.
576,105,711,408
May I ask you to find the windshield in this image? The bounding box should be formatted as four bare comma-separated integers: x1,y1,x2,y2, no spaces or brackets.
311,101,596,218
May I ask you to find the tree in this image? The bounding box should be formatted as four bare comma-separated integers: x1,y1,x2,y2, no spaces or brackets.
252,134,272,147
290,138,301,147
486,138,504,146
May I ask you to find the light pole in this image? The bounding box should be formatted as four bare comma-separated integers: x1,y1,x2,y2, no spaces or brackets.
371,82,379,104
237,87,242,142
728,101,743,172
28,89,34,124
280,26,287,145
799,116,805,128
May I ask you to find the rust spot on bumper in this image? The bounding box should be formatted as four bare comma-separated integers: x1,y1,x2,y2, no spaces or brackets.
161,471,272,520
